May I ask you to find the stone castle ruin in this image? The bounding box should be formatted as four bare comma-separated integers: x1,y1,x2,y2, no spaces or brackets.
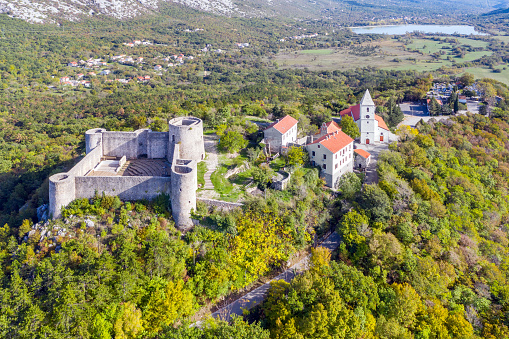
49,117,205,228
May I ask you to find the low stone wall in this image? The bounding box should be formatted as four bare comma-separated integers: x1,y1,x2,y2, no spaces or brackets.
272,171,291,191
225,163,250,179
117,156,126,172
197,198,243,211
75,176,171,201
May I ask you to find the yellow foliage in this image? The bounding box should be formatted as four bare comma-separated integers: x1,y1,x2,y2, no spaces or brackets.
114,302,143,339
229,212,294,288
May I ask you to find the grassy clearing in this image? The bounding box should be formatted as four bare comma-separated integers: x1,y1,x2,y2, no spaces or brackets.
269,157,287,171
463,66,509,85
197,161,207,187
300,49,335,55
405,39,453,54
494,35,509,43
455,38,489,48
210,165,242,201
461,51,493,62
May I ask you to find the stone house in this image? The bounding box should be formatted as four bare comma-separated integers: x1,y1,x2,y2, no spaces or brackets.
263,115,298,153
354,148,371,170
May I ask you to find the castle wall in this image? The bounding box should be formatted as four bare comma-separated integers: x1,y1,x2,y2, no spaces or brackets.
75,176,171,201
68,146,103,177
102,130,169,159
102,131,142,159
147,132,169,159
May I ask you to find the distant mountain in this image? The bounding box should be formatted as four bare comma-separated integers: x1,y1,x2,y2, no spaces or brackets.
0,0,504,24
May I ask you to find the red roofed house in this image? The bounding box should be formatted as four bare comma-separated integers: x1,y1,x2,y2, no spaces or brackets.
340,90,390,145
316,120,341,138
263,115,299,153
354,148,371,170
306,129,354,188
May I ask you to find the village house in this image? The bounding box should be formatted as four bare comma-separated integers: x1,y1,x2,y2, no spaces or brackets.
68,61,78,67
306,129,354,188
316,121,341,138
354,148,371,170
263,115,299,153
340,90,390,145
154,65,163,71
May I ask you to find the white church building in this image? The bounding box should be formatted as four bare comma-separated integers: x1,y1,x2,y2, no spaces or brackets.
340,90,390,145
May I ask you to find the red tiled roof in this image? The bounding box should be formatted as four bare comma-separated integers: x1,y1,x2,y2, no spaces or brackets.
324,121,341,134
310,130,353,154
427,98,443,105
375,115,389,131
354,149,371,159
266,115,298,134
339,104,361,121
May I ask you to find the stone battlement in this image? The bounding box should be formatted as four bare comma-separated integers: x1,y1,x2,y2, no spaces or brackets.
49,117,205,229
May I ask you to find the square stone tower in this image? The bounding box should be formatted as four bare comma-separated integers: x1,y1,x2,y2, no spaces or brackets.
359,90,377,145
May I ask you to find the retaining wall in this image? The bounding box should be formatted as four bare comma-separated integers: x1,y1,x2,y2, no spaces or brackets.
197,198,243,211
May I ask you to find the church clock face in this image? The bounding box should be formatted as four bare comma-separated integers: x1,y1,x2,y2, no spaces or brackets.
366,115,370,119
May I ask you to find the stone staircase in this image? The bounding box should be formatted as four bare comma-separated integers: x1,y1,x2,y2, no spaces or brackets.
203,163,216,189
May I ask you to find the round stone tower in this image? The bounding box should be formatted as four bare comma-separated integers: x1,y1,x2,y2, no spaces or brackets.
85,128,106,154
168,117,205,162
49,173,76,219
170,158,197,229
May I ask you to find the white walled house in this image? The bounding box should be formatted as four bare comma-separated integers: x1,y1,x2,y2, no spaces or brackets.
340,90,390,145
263,115,298,153
306,129,354,188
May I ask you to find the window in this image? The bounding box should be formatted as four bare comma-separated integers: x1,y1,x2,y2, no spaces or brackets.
312,151,315,156
323,154,326,160
335,154,337,159
323,164,326,169
318,145,320,148
367,108,370,112
335,164,338,169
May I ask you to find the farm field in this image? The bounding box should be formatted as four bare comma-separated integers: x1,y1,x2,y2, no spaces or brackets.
463,66,509,85
275,37,494,73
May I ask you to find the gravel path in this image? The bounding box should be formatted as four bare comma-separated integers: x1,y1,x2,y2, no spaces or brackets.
203,135,219,190
210,232,342,321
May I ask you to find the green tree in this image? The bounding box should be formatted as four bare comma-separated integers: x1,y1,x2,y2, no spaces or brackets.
286,146,308,166
252,164,275,190
336,172,361,197
340,115,360,139
218,130,248,153
360,184,393,222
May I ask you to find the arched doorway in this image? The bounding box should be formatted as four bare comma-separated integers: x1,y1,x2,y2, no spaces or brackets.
380,135,384,142
366,139,370,144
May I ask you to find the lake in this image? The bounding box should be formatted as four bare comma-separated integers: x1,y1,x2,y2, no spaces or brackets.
350,24,486,36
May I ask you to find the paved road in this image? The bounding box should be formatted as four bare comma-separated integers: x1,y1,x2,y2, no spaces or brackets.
357,142,390,185
211,232,342,321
